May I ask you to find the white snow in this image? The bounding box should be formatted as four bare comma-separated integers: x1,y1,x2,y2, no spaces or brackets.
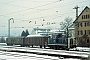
27,34,43,37
0,46,89,60
69,47,90,52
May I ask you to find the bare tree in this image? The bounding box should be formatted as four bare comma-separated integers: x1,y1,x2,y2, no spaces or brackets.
60,17,73,38
60,17,73,30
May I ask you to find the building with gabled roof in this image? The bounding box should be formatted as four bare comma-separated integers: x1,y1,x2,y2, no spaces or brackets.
73,6,90,47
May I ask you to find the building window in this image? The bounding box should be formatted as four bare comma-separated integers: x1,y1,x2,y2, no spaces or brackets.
78,30,83,35
85,30,90,35
82,14,90,19
78,23,82,27
85,22,90,26
85,30,86,35
82,15,84,19
86,15,88,19
78,31,79,35
87,15,89,19
83,15,86,19
86,38,89,43
86,8,88,12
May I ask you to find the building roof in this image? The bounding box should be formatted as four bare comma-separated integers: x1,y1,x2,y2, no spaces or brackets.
73,6,90,23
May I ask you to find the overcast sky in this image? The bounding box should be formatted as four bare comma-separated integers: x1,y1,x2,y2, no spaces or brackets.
0,0,90,36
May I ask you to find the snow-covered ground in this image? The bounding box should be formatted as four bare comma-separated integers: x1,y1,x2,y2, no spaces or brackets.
69,47,90,52
0,43,7,46
0,51,81,60
0,46,89,60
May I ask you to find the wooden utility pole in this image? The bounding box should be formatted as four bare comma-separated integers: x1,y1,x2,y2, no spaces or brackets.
73,5,80,18
73,5,79,47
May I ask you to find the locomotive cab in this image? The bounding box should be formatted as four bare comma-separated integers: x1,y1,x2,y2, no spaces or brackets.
48,31,68,49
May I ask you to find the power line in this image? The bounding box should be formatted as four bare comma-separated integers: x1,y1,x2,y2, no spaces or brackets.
1,0,61,16
0,0,89,26
0,0,88,19
17,0,88,17
0,0,17,6
14,10,75,23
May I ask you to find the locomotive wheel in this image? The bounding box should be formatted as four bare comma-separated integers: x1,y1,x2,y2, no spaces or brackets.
44,45,46,48
40,45,42,48
32,45,33,47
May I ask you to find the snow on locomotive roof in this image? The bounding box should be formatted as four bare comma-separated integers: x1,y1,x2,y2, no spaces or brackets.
27,34,45,37
51,31,65,34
